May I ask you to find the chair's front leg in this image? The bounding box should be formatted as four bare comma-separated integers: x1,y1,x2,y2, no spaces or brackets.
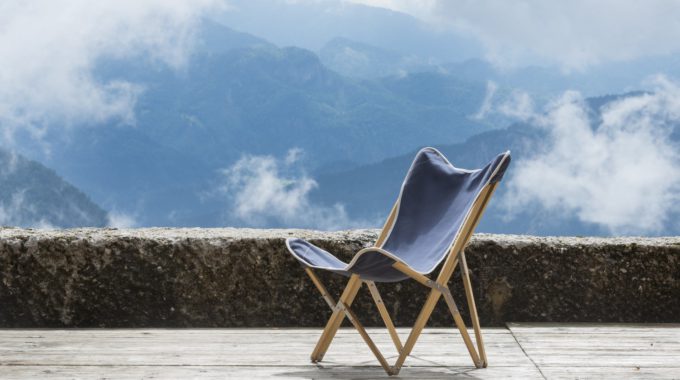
336,301,394,375
460,250,487,367
391,260,482,372
310,273,362,362
392,288,441,374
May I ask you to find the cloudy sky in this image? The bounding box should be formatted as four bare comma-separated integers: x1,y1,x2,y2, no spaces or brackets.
0,0,223,143
3,0,678,140
499,77,680,234
2,0,680,234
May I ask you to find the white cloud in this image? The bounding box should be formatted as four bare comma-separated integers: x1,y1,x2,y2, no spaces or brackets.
220,149,364,230
503,76,680,234
351,0,680,70
0,0,223,142
497,89,535,122
472,80,497,120
284,147,304,165
107,211,138,228
473,82,536,123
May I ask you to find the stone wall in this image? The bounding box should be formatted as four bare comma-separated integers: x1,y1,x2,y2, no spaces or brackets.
0,227,678,327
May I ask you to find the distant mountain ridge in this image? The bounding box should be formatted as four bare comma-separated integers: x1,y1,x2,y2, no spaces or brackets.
215,0,481,61
19,20,494,227
0,149,108,228
319,37,438,78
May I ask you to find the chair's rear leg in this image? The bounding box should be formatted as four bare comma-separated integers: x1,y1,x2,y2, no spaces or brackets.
441,288,483,368
311,274,362,362
366,281,403,352
460,251,487,367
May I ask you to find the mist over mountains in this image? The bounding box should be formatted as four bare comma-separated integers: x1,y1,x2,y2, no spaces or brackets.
4,1,680,236
18,20,494,227
215,0,481,62
314,92,680,236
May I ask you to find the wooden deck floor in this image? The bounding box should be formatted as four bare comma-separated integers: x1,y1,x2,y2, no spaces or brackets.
0,323,678,379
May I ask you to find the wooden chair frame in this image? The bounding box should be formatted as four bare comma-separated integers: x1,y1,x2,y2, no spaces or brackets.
304,183,498,376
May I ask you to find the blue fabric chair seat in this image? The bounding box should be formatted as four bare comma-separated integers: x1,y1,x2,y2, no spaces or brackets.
287,238,409,282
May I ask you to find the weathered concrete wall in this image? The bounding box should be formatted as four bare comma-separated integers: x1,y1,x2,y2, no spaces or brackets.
0,227,678,327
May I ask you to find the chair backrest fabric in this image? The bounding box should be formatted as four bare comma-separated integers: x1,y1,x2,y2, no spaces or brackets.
377,148,510,274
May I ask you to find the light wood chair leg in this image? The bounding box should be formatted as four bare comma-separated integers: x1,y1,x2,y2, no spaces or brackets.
460,250,487,367
392,288,440,374
441,286,483,368
306,257,485,373
338,301,395,375
305,272,396,375
366,281,403,352
305,268,336,309
392,257,482,374
310,274,362,362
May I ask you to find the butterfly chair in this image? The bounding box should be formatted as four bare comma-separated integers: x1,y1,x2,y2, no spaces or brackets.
285,147,511,376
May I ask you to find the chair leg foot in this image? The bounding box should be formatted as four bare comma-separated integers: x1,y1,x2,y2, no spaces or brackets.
311,352,327,363
310,351,326,363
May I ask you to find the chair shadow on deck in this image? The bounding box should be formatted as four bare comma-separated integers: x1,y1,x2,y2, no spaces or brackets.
280,361,482,380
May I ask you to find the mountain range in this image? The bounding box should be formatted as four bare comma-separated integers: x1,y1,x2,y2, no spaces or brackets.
18,20,495,227
7,8,680,235
0,149,108,228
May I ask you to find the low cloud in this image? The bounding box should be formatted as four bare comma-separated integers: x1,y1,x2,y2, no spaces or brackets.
0,0,223,143
496,89,535,122
472,80,497,120
474,82,535,122
503,76,680,235
220,149,364,230
353,0,680,70
107,211,138,228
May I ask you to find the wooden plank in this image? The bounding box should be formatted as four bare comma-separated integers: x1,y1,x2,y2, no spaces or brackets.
541,366,680,380
530,355,680,367
512,334,680,342
1,325,678,379
508,322,680,377
0,365,545,380
0,327,512,335
0,328,530,368
508,322,680,332
0,327,514,332
508,322,680,328
0,352,532,367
